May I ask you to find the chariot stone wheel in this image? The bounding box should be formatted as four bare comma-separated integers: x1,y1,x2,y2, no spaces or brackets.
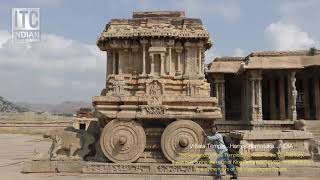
161,120,205,164
100,119,146,163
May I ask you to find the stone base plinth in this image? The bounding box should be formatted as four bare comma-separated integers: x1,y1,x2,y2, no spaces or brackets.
22,160,320,177
23,161,214,175
230,130,313,160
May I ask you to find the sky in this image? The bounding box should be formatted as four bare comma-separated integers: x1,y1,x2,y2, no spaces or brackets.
0,0,319,103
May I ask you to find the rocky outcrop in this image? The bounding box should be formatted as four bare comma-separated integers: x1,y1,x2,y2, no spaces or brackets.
0,96,28,113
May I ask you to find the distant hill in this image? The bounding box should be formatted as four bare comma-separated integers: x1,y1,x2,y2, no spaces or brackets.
0,96,29,113
16,101,92,115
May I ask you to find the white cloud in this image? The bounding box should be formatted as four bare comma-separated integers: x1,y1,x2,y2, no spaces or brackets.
233,48,245,56
0,30,10,48
265,21,319,51
0,30,105,103
0,34,104,72
277,0,320,42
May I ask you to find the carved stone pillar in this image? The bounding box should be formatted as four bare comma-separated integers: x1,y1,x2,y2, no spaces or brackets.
215,74,225,120
201,50,205,74
118,50,123,74
150,54,154,75
249,70,263,121
303,79,310,120
314,77,320,120
167,40,174,76
279,75,286,120
160,53,165,76
183,47,189,76
241,76,247,121
287,71,297,120
140,39,148,75
131,45,139,75
175,45,183,75
128,49,132,72
168,47,172,75
198,47,202,75
112,51,116,74
106,51,112,77
269,78,277,119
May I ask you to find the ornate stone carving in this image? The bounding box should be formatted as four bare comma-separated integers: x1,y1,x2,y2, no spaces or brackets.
186,83,200,96
83,164,151,173
291,72,298,120
309,140,320,161
294,120,306,131
156,165,195,173
82,163,212,175
148,80,162,96
44,128,95,161
92,11,221,166
142,105,166,115
161,120,205,164
100,120,146,163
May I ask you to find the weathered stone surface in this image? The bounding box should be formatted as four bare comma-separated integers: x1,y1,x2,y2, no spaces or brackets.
93,10,221,164
23,160,320,177
161,120,205,163
44,128,96,161
230,130,313,161
100,120,146,163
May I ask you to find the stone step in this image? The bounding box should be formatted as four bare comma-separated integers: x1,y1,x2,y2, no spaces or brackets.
305,120,320,140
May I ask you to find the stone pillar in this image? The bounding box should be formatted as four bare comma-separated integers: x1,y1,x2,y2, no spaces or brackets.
251,80,255,109
184,47,189,76
249,70,263,121
150,54,154,75
175,45,183,75
128,49,132,72
279,75,286,120
118,51,122,74
303,79,310,120
140,40,148,75
160,53,165,76
257,76,262,117
167,39,175,76
201,50,205,74
131,45,139,75
112,51,116,74
269,78,277,119
287,71,297,120
314,77,320,120
106,52,111,77
215,74,225,120
241,76,246,121
168,47,172,75
198,47,202,74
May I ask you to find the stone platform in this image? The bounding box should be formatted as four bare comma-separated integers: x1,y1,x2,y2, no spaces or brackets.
23,161,213,175
22,160,320,177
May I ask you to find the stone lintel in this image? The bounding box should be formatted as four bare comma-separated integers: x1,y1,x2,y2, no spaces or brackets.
132,11,185,18
149,47,167,52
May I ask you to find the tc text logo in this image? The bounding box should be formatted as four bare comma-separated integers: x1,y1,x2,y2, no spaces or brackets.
12,8,40,43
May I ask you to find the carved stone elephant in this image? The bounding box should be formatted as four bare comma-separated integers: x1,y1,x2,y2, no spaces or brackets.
45,128,95,160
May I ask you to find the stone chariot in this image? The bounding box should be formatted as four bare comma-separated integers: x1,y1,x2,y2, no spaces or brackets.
93,11,222,164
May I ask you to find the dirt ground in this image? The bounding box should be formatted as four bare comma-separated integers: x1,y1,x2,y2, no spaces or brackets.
0,134,319,180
